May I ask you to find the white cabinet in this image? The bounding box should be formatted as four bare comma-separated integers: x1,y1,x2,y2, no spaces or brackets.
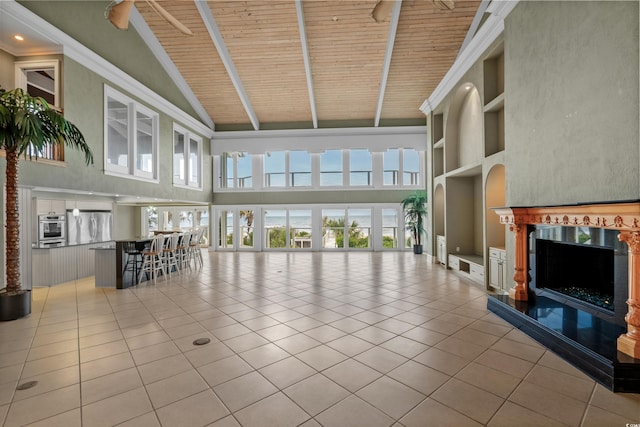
436,235,446,264
489,247,507,291
448,254,484,286
35,199,66,215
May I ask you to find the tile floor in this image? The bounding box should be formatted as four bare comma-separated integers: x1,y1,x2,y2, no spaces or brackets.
1,252,639,426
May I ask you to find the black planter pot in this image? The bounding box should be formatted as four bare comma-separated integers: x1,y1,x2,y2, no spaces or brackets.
0,290,32,321
413,244,423,254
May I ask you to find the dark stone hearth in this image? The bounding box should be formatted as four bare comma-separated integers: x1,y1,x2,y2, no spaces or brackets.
488,294,640,393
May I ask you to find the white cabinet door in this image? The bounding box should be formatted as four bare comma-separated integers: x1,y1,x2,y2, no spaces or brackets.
436,235,446,264
50,200,66,214
489,256,500,289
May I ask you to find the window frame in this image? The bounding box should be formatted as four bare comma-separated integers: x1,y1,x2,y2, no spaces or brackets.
104,85,159,183
173,123,203,190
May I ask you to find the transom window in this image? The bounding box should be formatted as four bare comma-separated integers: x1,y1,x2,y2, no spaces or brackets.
104,86,159,182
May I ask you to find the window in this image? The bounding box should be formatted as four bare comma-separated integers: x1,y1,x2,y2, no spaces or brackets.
264,209,287,248
290,210,312,249
15,60,63,161
349,149,372,186
290,151,312,187
173,124,203,189
104,86,159,181
383,149,399,186
220,152,252,189
320,150,343,186
322,209,345,249
382,208,399,248
403,148,420,186
265,151,286,187
348,208,371,248
239,209,255,248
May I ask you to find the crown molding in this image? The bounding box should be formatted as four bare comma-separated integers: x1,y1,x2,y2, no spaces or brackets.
0,0,214,139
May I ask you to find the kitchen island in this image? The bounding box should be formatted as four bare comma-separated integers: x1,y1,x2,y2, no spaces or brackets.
32,242,111,287
113,238,152,289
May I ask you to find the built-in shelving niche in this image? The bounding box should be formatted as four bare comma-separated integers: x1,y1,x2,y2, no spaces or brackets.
433,113,444,177
483,45,505,157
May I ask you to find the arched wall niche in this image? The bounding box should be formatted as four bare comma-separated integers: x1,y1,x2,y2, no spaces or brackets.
444,83,483,172
485,163,506,249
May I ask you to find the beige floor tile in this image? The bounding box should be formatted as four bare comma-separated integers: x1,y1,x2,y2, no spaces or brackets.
454,361,521,399
379,335,429,358
79,339,129,364
467,319,512,337
23,408,81,427
80,351,134,381
580,404,634,427
78,329,124,349
524,364,595,402
223,332,269,353
285,316,325,332
164,321,207,340
241,315,280,330
172,331,219,353
0,364,22,386
31,329,78,347
296,344,348,371
508,381,588,426
315,395,394,427
26,339,78,362
490,336,546,363
4,384,79,427
212,323,253,340
14,365,79,401
284,373,349,416
234,392,310,427
401,326,448,346
422,318,466,335
78,321,120,338
81,367,143,405
329,317,369,333
323,358,383,392
119,322,162,339
387,360,450,396
352,326,395,345
435,336,488,360
239,343,291,369
487,401,566,427
259,356,316,389
431,378,504,424
354,346,408,374
124,330,171,350
474,349,535,378
413,347,470,376
145,369,208,409
537,350,593,379
115,411,161,427
82,387,153,427
356,376,425,419
131,341,181,366
326,334,375,357
197,354,254,387
21,350,78,378
303,325,347,343
274,333,322,354
137,353,193,385
589,383,640,419
451,327,502,348
214,371,278,411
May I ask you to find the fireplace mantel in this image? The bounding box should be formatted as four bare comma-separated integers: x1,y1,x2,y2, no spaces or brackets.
494,202,640,359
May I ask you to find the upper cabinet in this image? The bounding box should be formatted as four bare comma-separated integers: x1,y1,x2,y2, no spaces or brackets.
35,199,66,215
483,44,505,157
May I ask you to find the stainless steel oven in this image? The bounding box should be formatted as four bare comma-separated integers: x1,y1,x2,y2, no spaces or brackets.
38,214,66,246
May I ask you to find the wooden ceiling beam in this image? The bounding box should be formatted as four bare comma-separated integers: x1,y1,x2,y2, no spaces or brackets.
374,0,402,127
194,1,260,130
295,0,318,129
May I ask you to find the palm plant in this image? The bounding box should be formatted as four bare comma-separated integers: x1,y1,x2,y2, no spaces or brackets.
0,87,93,318
401,190,427,253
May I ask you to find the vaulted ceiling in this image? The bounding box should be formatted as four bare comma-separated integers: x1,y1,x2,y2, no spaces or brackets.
132,0,484,131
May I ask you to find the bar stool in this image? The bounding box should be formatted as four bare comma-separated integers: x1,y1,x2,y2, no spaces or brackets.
138,234,165,284
162,233,180,278
122,241,142,287
189,228,205,268
176,231,191,271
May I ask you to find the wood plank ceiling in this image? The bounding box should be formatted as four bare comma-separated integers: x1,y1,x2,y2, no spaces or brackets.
135,0,482,131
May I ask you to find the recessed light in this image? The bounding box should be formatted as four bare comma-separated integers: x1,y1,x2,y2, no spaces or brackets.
13,35,24,41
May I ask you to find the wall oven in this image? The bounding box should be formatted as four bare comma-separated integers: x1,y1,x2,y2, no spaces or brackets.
38,214,66,247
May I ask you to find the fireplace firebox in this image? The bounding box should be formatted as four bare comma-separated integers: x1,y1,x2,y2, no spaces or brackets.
530,226,628,326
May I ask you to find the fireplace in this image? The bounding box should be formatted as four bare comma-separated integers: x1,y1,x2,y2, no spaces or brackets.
489,202,640,392
530,226,628,326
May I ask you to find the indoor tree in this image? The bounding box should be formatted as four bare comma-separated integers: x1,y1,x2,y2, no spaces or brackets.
0,87,93,319
401,190,427,254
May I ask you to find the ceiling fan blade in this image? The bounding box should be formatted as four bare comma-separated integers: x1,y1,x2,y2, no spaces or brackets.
144,0,193,36
106,0,135,30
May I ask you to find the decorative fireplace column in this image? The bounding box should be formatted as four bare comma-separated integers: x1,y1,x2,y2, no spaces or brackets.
494,203,640,359
618,231,640,358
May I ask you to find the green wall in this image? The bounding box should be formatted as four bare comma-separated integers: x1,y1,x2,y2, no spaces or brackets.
505,1,639,206
17,0,199,119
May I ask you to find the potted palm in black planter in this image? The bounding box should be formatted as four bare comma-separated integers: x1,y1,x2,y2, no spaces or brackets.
402,190,427,254
0,87,93,321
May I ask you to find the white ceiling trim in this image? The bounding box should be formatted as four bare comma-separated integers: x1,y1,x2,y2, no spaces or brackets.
129,7,214,130
295,0,318,129
457,0,491,59
374,0,403,127
420,0,519,115
0,0,214,139
194,1,260,131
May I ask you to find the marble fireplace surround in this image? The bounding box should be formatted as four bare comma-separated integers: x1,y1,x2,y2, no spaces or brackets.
489,202,640,392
